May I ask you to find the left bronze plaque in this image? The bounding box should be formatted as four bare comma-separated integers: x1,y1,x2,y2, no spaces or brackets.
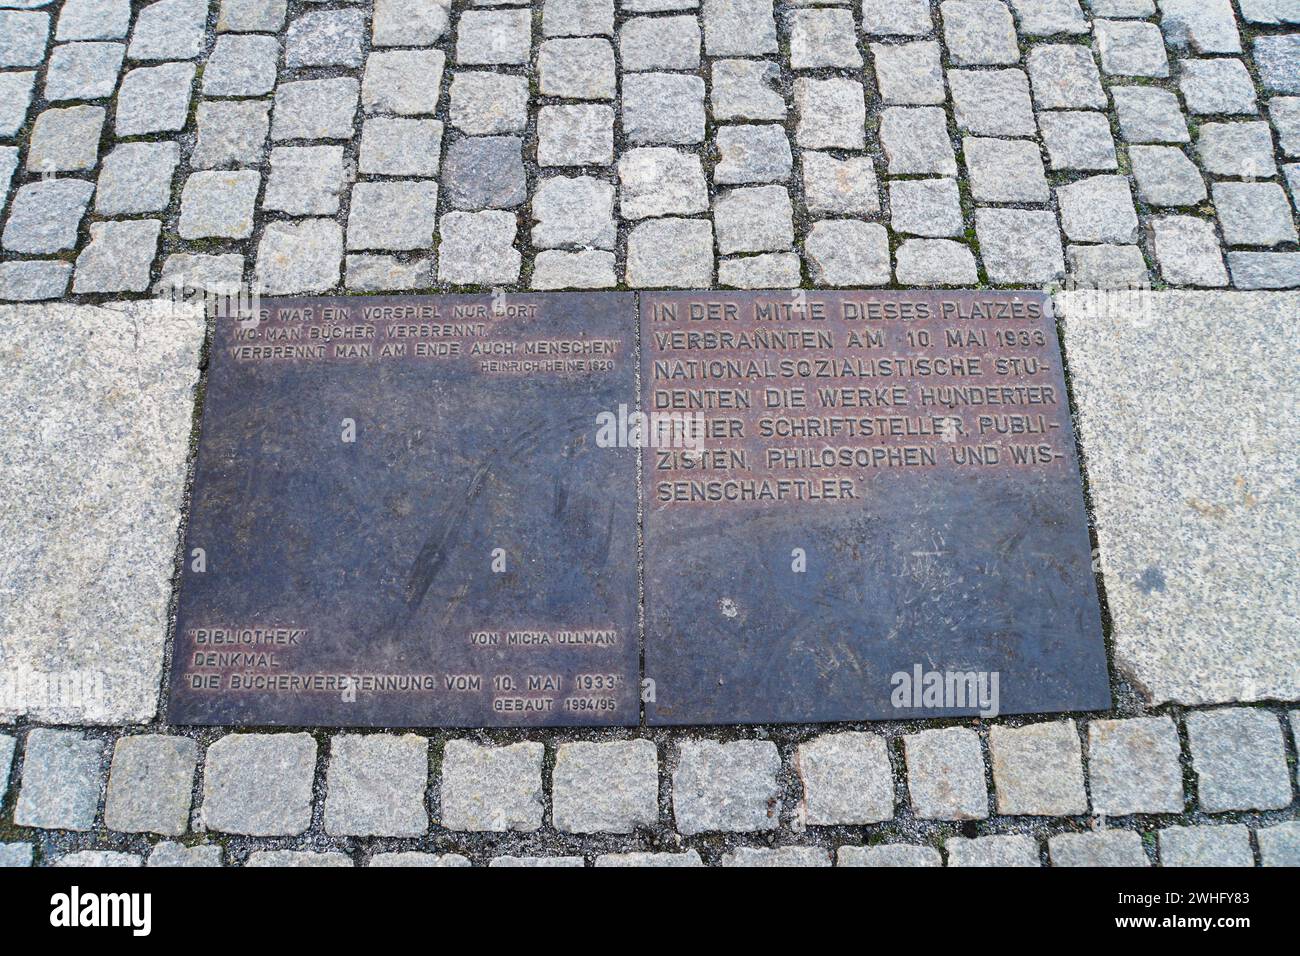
168,294,639,727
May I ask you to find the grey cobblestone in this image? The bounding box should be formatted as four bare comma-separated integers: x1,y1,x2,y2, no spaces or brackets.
56,850,142,867
1180,58,1259,116
796,732,893,826
1256,822,1300,866
1186,708,1293,812
129,0,207,62
0,261,73,301
285,8,366,70
538,39,615,100
457,9,532,65
619,147,707,218
722,846,831,867
0,734,14,798
890,178,964,238
193,100,271,168
247,850,353,867
862,0,933,35
1112,86,1189,143
264,146,347,216
1027,43,1105,109
595,851,704,867
895,238,979,285
1058,175,1138,244
369,852,471,867
965,136,1049,202
1095,18,1169,77
623,73,705,145
27,106,105,173
1087,717,1185,815
444,136,527,209
359,118,442,178
325,734,429,837
115,62,195,135
1158,824,1255,867
0,844,33,868
1129,145,1206,207
837,844,942,867
946,834,1040,866
950,69,1037,137
255,219,344,294
805,220,890,286
715,125,792,184
180,171,260,240
148,843,223,867
538,104,615,165
0,10,52,68
990,720,1087,817
440,740,543,832
1213,182,1299,248
1197,121,1277,178
879,106,956,173
205,35,279,98
59,0,133,41
1228,252,1300,289
489,855,585,867
903,726,988,820
712,59,784,120
621,14,700,70
3,179,95,254
976,208,1066,283
552,739,659,833
673,739,780,834
14,729,104,831
44,41,125,101
531,175,616,248
0,71,36,137
802,153,879,215
871,40,945,105
347,181,440,251
1255,35,1300,93
714,185,793,254
346,254,432,292
1039,110,1118,171
718,252,800,288
202,733,317,836
1152,215,1229,286
363,51,442,117
73,219,163,293
95,141,180,215
373,0,448,47
436,209,521,284
942,0,1020,66
1048,830,1150,867
450,73,530,132
218,0,288,33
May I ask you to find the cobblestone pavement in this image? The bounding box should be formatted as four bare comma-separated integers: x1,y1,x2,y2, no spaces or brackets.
0,0,1299,301
1,705,1298,866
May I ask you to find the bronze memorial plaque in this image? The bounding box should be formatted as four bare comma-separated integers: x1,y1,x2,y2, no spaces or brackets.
168,290,1109,727
640,291,1109,724
167,293,640,727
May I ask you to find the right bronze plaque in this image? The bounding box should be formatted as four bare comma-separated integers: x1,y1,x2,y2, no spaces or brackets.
641,290,1110,725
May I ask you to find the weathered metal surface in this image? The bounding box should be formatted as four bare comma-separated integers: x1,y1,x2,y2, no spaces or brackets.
167,293,639,727
169,290,1110,728
640,290,1110,724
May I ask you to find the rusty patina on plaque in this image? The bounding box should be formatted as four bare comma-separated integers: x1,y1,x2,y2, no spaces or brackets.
167,293,639,727
641,290,1109,724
